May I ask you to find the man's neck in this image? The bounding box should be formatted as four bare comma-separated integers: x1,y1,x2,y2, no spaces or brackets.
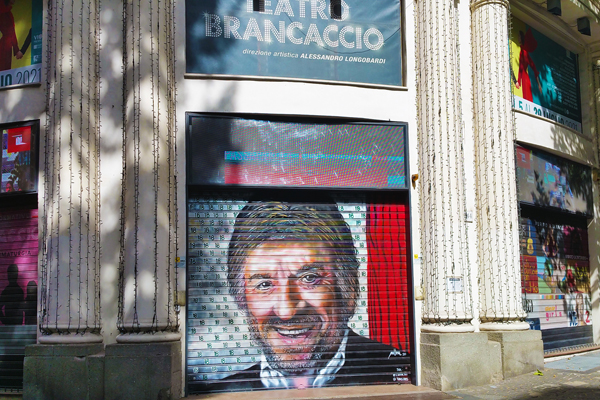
289,375,312,390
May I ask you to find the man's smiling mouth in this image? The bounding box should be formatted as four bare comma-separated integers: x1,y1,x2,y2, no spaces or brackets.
275,327,312,337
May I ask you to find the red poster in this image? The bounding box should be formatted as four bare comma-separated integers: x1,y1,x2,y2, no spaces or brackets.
520,255,539,294
7,126,31,153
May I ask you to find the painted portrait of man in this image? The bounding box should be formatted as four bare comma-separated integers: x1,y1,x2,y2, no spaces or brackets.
201,200,408,391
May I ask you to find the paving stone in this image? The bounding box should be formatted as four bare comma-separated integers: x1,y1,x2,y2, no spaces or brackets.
443,349,600,400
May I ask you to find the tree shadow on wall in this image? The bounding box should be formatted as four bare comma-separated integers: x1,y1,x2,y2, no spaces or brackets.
531,170,550,207
549,124,594,215
549,119,598,332
186,1,243,75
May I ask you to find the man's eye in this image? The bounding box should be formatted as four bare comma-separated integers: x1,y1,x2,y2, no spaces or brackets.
256,281,273,291
300,274,320,284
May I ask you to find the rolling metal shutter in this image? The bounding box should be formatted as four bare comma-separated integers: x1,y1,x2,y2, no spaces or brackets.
519,207,593,352
186,191,413,393
0,207,38,391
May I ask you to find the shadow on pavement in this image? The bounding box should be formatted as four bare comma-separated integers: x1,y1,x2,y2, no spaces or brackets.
511,387,600,400
451,386,600,400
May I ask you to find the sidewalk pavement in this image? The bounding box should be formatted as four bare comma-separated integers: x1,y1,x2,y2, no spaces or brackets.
7,349,600,399
447,349,600,400
187,384,455,400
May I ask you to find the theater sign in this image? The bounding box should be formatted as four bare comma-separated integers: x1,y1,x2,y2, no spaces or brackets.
186,0,403,87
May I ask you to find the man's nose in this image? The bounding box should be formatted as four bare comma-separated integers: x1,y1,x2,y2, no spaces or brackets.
274,282,302,320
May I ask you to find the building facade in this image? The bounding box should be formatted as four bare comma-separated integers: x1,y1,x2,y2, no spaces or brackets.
0,0,598,398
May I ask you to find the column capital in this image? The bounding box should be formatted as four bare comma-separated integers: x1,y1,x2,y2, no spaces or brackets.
470,0,509,12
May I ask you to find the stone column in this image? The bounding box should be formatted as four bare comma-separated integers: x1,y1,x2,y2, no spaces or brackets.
117,0,178,341
38,0,102,345
470,0,528,330
416,0,473,332
24,1,104,398
590,59,600,345
105,0,181,398
470,0,543,382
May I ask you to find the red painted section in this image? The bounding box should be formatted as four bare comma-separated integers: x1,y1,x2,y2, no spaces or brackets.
367,198,410,352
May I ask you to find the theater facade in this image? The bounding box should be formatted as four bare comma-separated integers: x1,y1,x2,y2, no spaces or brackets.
0,0,598,398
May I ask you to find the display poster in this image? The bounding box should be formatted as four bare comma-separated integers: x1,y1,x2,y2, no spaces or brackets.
186,0,402,86
515,145,592,215
510,17,582,132
0,0,43,89
520,217,591,332
186,193,412,392
0,208,38,389
1,123,36,193
187,115,407,189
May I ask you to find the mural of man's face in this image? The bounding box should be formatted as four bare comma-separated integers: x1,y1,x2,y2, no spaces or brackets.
243,241,345,374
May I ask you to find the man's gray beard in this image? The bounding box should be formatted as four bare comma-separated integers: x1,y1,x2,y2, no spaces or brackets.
248,317,347,375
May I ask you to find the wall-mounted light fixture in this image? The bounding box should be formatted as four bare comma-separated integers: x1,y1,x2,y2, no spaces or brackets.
547,0,561,16
577,17,591,36
411,174,419,189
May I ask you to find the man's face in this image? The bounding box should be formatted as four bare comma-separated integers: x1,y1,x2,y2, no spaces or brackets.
243,241,344,374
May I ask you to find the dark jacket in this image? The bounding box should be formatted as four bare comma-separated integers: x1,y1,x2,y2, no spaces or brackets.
190,330,411,393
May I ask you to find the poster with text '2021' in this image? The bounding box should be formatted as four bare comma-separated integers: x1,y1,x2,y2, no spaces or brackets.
186,0,402,87
0,0,42,89
510,17,582,132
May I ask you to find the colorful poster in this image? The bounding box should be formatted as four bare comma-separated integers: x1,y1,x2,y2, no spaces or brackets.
0,0,43,89
0,208,38,389
515,145,592,216
510,17,582,132
0,208,37,325
187,115,407,190
519,217,591,331
186,193,412,393
1,123,36,193
186,0,402,87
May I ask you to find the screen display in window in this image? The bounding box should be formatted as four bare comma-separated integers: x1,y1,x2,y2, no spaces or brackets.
187,116,407,190
1,123,37,193
515,145,592,216
510,16,582,132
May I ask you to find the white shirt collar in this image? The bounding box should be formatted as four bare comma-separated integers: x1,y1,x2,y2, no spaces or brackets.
259,328,349,389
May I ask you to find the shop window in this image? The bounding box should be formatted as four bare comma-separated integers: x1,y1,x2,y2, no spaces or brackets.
252,0,264,12
330,0,342,20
